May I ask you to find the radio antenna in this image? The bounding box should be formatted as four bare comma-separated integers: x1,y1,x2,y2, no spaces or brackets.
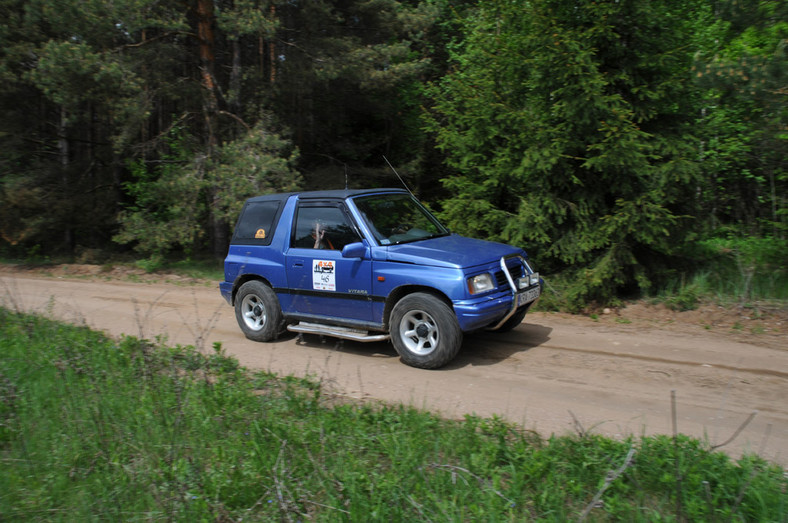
383,155,414,196
344,164,349,190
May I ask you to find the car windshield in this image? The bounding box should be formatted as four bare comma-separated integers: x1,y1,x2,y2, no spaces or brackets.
353,193,450,245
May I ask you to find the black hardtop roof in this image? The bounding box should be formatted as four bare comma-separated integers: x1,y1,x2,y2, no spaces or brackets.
245,187,408,203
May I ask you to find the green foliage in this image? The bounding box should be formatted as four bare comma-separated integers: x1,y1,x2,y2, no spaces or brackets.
664,282,703,312
270,0,438,187
0,172,49,247
1,308,785,521
0,0,162,254
427,0,708,308
208,118,301,225
114,122,299,257
647,233,788,309
693,1,788,236
694,234,788,301
216,0,277,39
30,40,143,129
114,127,205,256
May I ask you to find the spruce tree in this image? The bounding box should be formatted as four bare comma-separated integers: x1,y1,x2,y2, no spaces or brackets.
427,0,709,306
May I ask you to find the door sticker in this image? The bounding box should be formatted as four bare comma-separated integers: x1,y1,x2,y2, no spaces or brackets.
313,260,336,291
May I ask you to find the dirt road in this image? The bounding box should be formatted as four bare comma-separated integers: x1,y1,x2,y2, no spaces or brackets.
2,269,786,465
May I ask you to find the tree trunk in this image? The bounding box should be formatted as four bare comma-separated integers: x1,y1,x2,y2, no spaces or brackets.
59,106,74,251
195,0,224,257
196,0,218,153
269,5,277,85
229,39,242,116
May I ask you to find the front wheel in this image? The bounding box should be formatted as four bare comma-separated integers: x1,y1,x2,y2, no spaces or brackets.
234,281,282,342
390,293,462,369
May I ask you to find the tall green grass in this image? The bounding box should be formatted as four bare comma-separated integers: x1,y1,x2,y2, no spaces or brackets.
533,236,788,312
654,236,788,311
1,307,785,521
693,236,788,301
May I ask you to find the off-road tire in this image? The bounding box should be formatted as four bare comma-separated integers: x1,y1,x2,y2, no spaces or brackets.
390,293,462,369
234,280,282,342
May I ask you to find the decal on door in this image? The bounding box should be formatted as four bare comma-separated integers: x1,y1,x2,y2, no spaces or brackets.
312,260,336,291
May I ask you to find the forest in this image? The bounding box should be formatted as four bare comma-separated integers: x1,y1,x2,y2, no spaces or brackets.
0,0,785,307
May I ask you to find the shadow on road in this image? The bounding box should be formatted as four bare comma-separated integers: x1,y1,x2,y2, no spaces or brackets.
448,321,553,369
281,320,553,370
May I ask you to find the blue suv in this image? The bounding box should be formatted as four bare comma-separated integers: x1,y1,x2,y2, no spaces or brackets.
220,188,542,369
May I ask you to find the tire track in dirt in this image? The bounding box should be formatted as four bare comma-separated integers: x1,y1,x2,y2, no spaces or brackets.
473,338,788,379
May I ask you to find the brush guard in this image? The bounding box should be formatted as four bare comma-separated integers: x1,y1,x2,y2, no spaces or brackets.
490,254,541,331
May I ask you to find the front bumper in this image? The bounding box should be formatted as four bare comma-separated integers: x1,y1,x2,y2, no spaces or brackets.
454,254,542,331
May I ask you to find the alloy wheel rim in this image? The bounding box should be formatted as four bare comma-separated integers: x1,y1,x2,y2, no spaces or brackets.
241,294,266,331
399,309,438,356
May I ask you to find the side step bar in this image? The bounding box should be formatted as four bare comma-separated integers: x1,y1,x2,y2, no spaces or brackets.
287,322,390,343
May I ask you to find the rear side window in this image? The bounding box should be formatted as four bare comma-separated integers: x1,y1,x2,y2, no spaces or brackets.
232,200,282,245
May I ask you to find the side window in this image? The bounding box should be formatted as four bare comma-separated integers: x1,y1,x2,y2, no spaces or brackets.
233,201,281,245
293,205,361,251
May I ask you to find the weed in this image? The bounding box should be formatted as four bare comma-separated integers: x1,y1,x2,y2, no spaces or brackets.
665,282,702,311
694,237,787,302
164,258,224,281
135,254,165,273
651,236,788,311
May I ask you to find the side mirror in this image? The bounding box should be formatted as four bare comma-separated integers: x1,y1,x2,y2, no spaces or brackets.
341,240,369,259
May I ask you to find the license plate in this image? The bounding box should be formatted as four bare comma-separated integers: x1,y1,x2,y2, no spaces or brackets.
516,286,541,307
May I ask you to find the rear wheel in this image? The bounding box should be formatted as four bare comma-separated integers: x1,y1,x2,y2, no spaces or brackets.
390,293,462,369
234,281,282,342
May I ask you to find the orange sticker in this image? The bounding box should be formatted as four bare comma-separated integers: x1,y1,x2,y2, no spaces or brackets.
255,228,266,239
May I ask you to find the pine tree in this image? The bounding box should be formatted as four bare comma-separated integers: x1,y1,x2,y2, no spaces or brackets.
427,0,709,307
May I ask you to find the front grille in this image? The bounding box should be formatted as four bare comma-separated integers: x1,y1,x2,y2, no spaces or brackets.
494,263,524,289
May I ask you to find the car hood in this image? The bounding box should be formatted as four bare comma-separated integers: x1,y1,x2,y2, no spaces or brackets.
384,234,523,269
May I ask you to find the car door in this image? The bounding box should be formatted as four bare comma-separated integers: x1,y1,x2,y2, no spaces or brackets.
284,201,374,323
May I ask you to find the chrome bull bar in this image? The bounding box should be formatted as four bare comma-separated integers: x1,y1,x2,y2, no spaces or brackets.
490,254,540,330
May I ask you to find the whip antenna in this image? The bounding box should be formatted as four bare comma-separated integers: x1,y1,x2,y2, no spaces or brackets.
383,155,414,196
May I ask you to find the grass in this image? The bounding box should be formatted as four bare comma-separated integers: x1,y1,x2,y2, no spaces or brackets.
530,235,788,315
639,236,788,313
160,258,224,281
1,307,785,521
132,255,224,281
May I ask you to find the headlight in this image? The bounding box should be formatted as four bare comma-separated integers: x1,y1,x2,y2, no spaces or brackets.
467,273,495,295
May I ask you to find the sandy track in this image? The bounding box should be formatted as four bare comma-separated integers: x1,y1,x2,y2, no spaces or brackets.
2,272,786,465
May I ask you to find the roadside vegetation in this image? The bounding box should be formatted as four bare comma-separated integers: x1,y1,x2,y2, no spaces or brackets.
1,307,785,521
498,235,787,316
2,236,786,319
